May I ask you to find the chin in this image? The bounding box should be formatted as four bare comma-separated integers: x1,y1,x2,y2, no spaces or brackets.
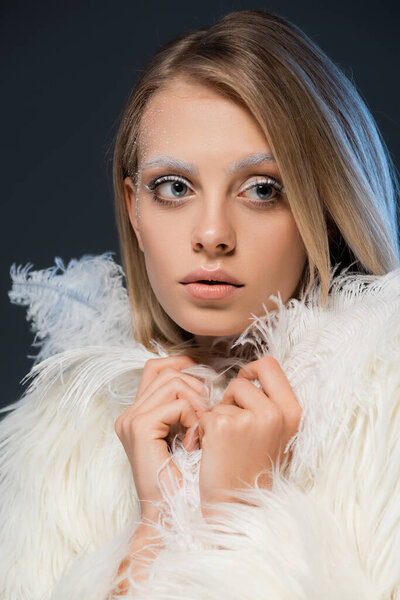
180,320,248,338
166,306,253,339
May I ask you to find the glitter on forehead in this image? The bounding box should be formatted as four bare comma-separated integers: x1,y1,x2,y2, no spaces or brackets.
134,108,172,234
132,90,277,231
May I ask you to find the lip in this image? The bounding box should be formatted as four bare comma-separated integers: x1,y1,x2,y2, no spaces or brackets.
179,267,244,286
181,282,242,300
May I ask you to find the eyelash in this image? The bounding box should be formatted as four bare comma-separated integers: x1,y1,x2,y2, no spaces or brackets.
144,174,285,208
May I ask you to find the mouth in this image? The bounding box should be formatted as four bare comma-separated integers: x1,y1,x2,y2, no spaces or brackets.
179,267,244,298
180,280,244,300
194,280,244,287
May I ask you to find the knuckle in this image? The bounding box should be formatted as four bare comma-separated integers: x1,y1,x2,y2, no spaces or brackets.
174,377,196,396
143,356,169,372
169,376,187,391
179,396,193,410
144,358,157,369
239,411,253,428
114,416,122,434
266,405,284,429
129,412,147,433
213,414,231,431
140,358,157,380
259,355,280,369
163,367,178,377
114,410,130,431
229,377,247,391
179,354,196,365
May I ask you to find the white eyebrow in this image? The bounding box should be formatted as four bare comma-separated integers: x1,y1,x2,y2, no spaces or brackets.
139,152,276,177
225,152,276,174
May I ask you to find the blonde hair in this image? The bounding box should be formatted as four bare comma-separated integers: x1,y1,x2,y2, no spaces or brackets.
112,8,400,361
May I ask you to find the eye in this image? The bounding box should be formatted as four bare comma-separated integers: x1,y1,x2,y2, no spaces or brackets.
144,173,285,208
240,176,284,206
145,174,193,205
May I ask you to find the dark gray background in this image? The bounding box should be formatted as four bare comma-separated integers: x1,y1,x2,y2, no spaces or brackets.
1,0,399,406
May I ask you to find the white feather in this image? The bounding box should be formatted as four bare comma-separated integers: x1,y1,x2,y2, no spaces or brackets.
1,253,400,599
7,252,134,365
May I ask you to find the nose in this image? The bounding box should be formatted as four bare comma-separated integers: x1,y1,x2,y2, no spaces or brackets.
191,199,236,256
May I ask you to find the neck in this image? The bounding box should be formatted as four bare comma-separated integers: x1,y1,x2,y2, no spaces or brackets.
193,332,241,351
191,331,253,369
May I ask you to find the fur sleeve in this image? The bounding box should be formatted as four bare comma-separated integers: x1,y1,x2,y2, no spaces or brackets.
113,296,400,600
4,255,400,599
0,344,155,600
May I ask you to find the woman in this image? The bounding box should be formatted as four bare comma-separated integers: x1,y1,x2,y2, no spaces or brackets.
2,8,400,599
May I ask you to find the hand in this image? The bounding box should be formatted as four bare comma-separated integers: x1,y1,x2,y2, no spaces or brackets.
197,356,302,519
114,355,207,516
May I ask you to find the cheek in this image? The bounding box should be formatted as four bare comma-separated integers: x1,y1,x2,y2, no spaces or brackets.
138,201,191,263
149,221,185,245
248,212,304,261
245,213,307,291
139,216,184,285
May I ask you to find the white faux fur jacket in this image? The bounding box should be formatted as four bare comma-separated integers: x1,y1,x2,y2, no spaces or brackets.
1,251,400,599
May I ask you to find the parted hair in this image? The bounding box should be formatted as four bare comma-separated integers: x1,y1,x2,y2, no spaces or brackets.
112,8,400,362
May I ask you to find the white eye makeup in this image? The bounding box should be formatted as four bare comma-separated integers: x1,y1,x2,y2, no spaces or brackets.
142,173,285,209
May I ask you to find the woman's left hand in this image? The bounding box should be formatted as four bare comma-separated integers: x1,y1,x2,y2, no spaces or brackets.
197,356,302,519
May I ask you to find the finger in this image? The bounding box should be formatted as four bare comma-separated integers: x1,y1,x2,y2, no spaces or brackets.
135,367,205,411
143,397,200,440
133,378,208,417
236,357,300,417
236,358,302,433
210,403,242,416
237,356,293,399
221,377,275,413
198,411,214,447
136,355,199,398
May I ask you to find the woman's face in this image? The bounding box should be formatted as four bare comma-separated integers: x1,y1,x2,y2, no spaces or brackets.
124,77,307,344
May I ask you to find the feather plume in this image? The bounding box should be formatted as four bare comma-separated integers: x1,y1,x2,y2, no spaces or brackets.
8,252,134,364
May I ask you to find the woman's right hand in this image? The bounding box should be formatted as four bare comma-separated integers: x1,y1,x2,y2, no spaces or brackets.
114,355,207,516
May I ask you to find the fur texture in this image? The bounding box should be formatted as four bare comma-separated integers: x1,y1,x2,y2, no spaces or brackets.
1,252,400,599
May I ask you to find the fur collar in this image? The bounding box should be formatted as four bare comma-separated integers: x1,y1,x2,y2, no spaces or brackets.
1,252,400,599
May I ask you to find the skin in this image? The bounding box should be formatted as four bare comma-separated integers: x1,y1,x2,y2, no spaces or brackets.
124,76,307,344
114,77,305,591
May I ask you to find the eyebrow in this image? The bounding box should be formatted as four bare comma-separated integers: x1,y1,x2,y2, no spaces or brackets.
139,152,276,177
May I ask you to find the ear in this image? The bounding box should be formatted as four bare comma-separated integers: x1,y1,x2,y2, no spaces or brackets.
123,176,144,252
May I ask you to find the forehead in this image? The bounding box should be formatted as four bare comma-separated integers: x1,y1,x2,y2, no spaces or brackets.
137,79,268,162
